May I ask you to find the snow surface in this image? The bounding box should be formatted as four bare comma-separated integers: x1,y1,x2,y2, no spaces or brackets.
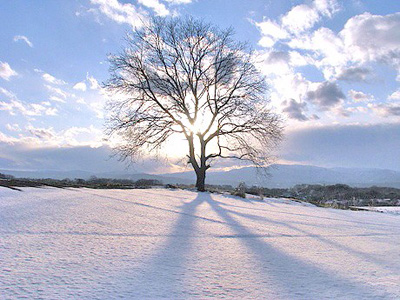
355,206,400,215
1,187,399,299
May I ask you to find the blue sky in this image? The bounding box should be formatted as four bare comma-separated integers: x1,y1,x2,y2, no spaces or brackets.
0,0,399,173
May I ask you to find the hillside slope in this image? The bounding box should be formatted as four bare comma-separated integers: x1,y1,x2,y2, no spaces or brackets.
1,187,399,299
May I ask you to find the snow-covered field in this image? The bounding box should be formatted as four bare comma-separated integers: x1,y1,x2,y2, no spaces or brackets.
355,206,400,215
1,187,399,299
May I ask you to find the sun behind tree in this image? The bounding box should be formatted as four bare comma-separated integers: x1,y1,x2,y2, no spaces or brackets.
104,17,283,191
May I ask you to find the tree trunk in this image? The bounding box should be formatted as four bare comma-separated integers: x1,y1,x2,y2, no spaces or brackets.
195,167,206,192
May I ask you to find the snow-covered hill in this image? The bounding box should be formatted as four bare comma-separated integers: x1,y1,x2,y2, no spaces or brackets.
1,187,399,299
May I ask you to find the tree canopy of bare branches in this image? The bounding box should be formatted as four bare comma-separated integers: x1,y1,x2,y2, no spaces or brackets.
105,17,283,191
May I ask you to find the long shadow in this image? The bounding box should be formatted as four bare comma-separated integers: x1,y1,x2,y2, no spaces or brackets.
205,195,391,299
110,192,206,299
215,196,400,229
224,207,399,273
84,189,225,225
78,190,396,298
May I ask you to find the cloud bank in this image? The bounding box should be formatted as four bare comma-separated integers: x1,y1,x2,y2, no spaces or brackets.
254,2,400,122
280,123,400,171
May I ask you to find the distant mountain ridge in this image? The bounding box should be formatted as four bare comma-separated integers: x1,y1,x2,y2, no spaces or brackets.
1,164,400,188
162,164,400,188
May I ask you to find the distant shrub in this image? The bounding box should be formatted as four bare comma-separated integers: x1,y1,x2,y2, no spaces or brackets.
75,178,86,184
231,182,246,198
246,185,264,200
0,173,14,180
165,184,178,189
135,179,163,188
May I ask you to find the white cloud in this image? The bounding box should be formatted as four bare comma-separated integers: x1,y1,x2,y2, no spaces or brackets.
281,4,320,33
256,20,288,47
0,131,19,144
348,90,374,103
72,75,99,92
88,0,192,26
0,61,18,81
289,12,400,80
87,74,100,90
371,103,400,118
62,125,103,146
388,90,400,101
340,12,400,63
13,35,33,47
333,12,400,82
254,50,313,115
0,98,54,117
27,125,56,140
313,0,340,17
0,87,57,117
289,27,346,80
289,51,311,67
255,2,400,86
72,79,107,118
88,101,105,118
45,107,58,116
255,0,339,47
0,87,16,99
263,69,312,113
334,12,400,80
253,6,400,124
6,124,21,132
45,85,69,102
49,96,66,103
256,50,291,76
42,73,67,85
73,81,87,91
138,0,169,16
89,0,147,28
165,0,192,3
20,124,103,147
76,98,86,104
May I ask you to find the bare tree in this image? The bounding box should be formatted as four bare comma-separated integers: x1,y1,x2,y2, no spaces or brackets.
105,17,283,191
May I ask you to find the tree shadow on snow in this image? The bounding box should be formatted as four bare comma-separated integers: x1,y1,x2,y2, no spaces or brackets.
112,192,207,299
220,205,400,274
204,195,391,299
99,192,393,299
